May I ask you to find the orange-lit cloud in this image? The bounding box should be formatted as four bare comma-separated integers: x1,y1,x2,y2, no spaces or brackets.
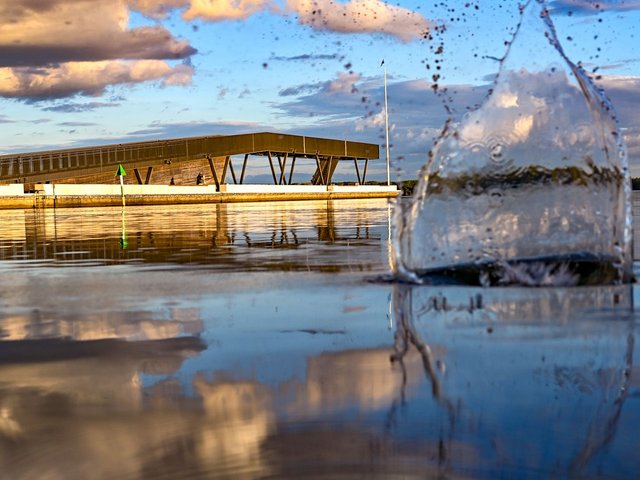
285,0,431,42
0,61,193,100
127,0,190,19
0,1,195,100
0,0,430,101
0,1,195,67
183,0,269,21
129,0,269,20
130,0,431,41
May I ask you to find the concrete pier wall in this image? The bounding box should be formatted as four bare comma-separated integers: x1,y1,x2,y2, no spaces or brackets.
37,184,219,196
0,185,24,196
220,184,327,194
0,184,399,209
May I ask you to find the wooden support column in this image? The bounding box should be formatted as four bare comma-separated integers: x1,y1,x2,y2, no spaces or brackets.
267,152,278,185
240,154,249,184
354,159,362,184
134,168,143,185
326,156,338,184
278,153,288,185
276,155,283,185
361,159,369,184
144,166,153,185
221,156,230,184
206,155,220,190
288,155,297,185
228,157,238,184
315,154,326,185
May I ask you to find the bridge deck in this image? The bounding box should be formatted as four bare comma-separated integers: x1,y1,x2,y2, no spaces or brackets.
0,132,379,186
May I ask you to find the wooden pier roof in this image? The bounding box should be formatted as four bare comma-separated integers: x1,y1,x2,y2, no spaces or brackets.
0,132,380,185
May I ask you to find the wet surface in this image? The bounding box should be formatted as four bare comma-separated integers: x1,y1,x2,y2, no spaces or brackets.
1,199,640,479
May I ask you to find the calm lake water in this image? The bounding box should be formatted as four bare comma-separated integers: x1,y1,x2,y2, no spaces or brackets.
1,198,639,479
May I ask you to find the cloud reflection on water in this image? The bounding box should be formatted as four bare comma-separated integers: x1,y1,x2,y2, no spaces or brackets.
1,284,638,478
1,200,640,477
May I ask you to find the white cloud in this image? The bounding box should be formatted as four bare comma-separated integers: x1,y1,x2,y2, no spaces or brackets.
355,109,384,132
549,0,640,15
286,0,431,42
459,69,596,147
275,70,640,179
325,71,361,94
161,63,195,86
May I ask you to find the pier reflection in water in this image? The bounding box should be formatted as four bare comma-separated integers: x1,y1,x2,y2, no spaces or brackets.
1,199,640,478
0,200,383,272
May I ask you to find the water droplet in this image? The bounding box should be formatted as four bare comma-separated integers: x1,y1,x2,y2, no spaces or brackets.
490,143,504,162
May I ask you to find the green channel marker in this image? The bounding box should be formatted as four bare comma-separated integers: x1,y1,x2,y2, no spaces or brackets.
116,164,126,206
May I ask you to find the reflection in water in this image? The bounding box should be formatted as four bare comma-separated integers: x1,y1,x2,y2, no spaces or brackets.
391,284,637,477
0,340,205,479
0,200,388,273
193,377,275,478
120,207,128,250
1,200,640,478
286,348,424,415
2,283,638,478
0,307,204,342
391,287,451,412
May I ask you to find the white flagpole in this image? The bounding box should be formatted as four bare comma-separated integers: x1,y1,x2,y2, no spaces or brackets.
383,61,391,186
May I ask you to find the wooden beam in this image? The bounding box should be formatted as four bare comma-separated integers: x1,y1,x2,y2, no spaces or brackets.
276,155,283,184
288,155,296,185
221,156,230,184
144,166,153,185
361,159,369,184
326,156,338,184
228,157,238,184
278,153,288,185
267,152,278,185
240,154,248,184
207,155,220,190
134,168,143,185
354,159,361,184
315,154,326,185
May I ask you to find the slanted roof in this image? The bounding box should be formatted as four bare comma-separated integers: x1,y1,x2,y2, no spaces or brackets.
0,132,379,184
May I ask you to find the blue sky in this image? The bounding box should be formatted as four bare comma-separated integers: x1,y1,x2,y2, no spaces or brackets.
1,0,639,180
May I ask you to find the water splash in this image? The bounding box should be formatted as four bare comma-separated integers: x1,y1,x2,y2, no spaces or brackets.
393,0,632,286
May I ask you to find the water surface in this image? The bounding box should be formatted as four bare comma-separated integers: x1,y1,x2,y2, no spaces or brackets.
1,199,639,479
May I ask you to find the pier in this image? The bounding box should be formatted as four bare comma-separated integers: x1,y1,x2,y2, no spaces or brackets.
0,132,398,208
